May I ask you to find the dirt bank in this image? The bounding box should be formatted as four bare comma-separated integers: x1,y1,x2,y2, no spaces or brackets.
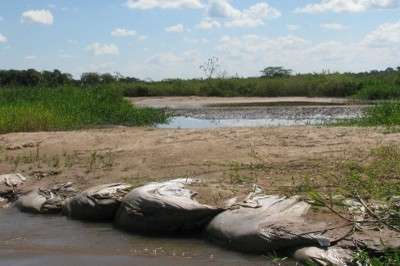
0,126,398,198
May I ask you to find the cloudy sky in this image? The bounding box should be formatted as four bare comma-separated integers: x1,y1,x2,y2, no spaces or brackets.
0,0,399,80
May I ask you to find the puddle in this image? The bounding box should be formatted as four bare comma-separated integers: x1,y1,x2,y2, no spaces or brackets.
158,106,364,129
0,208,294,266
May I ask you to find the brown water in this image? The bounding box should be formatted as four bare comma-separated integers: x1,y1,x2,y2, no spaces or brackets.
0,208,296,266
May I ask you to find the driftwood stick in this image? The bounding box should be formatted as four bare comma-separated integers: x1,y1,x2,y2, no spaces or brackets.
355,194,400,233
312,198,355,223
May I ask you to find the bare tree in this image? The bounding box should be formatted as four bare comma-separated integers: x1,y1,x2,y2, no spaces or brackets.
199,56,221,79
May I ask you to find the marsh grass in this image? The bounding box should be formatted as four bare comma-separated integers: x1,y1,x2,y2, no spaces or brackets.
336,101,400,127
0,86,168,133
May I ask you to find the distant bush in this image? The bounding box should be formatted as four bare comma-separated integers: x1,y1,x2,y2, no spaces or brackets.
357,83,400,100
118,75,364,98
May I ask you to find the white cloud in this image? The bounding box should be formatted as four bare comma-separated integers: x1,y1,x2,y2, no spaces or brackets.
21,9,54,25
126,0,203,9
86,43,119,56
146,52,185,64
214,26,400,76
145,50,201,67
87,62,116,72
111,28,137,37
68,39,79,45
165,23,185,32
207,0,241,18
217,34,309,56
287,24,301,31
184,37,209,44
138,35,148,41
0,33,7,43
363,20,400,46
146,50,201,64
207,1,281,28
197,19,221,29
296,0,398,13
320,23,348,31
25,55,37,60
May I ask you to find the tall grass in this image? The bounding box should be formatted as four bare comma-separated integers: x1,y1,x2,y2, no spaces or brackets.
0,86,168,133
343,101,400,127
356,84,400,100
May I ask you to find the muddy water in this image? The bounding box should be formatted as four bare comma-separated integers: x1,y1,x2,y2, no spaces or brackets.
158,105,365,129
0,208,295,266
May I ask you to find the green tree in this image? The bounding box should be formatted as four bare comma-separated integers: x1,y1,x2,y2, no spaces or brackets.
260,66,292,78
100,73,116,83
81,72,101,85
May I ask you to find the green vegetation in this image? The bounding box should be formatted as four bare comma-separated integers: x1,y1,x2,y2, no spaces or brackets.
0,86,168,134
354,250,400,266
340,101,400,127
339,146,400,200
292,146,400,201
1,66,400,99
1,66,400,131
115,66,400,99
292,146,400,265
260,66,292,78
122,74,364,98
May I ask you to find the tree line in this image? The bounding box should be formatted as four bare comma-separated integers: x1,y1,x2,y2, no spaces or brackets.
0,69,141,87
0,66,399,88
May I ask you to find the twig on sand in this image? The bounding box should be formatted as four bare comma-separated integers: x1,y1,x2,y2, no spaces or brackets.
312,197,355,223
355,193,400,233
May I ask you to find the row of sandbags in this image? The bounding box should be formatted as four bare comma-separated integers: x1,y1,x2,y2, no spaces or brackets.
11,177,355,265
0,173,27,202
0,175,372,265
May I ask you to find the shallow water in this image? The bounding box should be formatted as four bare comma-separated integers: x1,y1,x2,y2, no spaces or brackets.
158,106,364,129
0,208,294,266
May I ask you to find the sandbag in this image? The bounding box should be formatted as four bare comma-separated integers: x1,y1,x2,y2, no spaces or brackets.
206,193,331,254
16,183,76,214
0,173,27,200
0,197,8,208
294,247,353,266
337,228,400,254
114,179,223,234
63,183,132,221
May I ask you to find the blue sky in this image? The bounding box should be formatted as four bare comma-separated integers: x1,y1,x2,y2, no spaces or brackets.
0,0,399,80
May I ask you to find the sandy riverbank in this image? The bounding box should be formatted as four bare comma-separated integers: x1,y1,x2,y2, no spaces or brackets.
0,126,397,196
129,96,356,109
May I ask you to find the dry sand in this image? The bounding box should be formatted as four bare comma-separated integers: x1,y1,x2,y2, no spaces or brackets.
0,126,398,199
129,96,353,109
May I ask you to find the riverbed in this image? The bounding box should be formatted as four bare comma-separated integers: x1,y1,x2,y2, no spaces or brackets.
0,208,295,266
130,97,366,129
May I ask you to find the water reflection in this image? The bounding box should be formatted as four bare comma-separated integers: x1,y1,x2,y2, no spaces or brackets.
158,115,355,129
158,105,363,129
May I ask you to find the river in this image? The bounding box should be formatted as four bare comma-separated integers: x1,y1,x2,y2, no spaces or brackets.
0,208,296,266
